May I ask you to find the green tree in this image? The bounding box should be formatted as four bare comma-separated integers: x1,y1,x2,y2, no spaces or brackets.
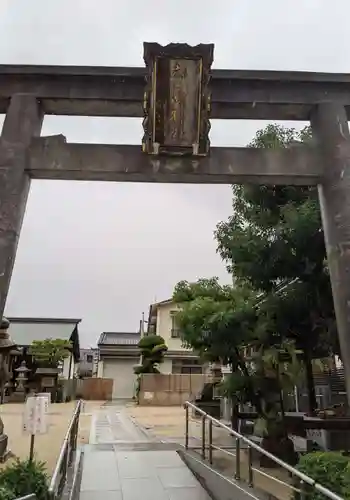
134,335,168,375
173,278,301,463
215,124,338,413
30,338,72,367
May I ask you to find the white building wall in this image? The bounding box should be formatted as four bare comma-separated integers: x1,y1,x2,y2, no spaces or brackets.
62,354,75,379
97,360,104,378
156,302,191,353
159,358,172,374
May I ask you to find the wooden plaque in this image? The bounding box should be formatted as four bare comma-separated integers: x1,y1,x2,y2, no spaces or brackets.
142,42,214,157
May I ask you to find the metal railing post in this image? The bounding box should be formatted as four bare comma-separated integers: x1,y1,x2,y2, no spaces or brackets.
68,421,75,466
201,415,206,459
49,400,82,500
235,437,241,480
208,419,213,465
183,401,344,500
185,404,189,449
300,480,306,500
247,445,253,487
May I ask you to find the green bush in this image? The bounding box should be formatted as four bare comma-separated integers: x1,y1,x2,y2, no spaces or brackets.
342,463,350,499
0,486,15,500
296,452,350,500
0,459,49,500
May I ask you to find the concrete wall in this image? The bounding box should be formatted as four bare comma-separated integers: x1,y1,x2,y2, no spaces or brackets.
139,373,210,406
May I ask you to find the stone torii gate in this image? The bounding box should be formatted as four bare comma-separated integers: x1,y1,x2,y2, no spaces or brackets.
1,42,350,400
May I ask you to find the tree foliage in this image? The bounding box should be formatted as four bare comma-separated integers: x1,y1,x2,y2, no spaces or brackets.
134,335,168,375
30,338,72,367
173,123,338,429
173,278,302,441
173,278,258,364
215,124,338,412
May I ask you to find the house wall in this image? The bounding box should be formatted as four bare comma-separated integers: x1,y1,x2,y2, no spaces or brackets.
155,302,204,375
78,348,98,377
62,353,75,379
97,360,104,378
156,302,191,353
160,358,172,374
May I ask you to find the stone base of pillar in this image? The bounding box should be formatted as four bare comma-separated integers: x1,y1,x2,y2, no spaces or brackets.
0,433,13,463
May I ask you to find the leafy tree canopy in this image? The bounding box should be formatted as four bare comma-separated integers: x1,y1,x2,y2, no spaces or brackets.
215,123,338,360
173,277,259,366
30,338,72,367
173,123,338,419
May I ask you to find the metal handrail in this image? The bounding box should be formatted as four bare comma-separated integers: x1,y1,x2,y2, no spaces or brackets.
15,496,37,500
49,399,82,500
184,401,344,500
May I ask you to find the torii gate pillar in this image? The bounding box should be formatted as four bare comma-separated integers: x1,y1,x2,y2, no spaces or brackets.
312,102,350,400
0,95,43,318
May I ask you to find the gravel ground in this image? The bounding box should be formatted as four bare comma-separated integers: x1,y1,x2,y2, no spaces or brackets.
0,400,104,475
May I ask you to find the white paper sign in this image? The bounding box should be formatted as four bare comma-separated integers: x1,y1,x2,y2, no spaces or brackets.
23,396,49,435
37,392,51,405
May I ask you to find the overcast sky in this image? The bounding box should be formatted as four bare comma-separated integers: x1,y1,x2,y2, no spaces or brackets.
0,0,348,347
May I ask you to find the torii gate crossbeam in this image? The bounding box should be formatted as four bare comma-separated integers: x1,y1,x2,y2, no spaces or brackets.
1,42,350,403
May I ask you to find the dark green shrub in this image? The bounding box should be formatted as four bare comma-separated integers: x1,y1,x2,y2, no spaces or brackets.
0,486,15,500
296,452,349,500
0,459,49,500
341,462,350,499
135,335,168,374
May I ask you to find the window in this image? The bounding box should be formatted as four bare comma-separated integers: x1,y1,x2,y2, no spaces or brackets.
170,311,181,338
172,359,203,375
86,355,93,363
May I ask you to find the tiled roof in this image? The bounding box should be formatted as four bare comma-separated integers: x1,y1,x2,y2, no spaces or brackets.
98,332,140,346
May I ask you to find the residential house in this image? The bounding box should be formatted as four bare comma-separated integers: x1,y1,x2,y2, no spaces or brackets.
97,332,140,400
78,348,99,377
7,317,81,379
146,299,204,374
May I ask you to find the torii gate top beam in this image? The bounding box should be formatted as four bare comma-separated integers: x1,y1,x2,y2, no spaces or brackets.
1,64,350,120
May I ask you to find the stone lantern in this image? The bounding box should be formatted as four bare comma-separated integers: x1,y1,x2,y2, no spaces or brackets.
12,361,30,402
0,317,16,462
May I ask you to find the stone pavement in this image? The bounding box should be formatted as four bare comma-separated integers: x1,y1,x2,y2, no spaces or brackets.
79,405,211,500
126,405,294,500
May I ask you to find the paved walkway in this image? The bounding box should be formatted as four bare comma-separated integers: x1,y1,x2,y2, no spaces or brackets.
79,405,211,500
